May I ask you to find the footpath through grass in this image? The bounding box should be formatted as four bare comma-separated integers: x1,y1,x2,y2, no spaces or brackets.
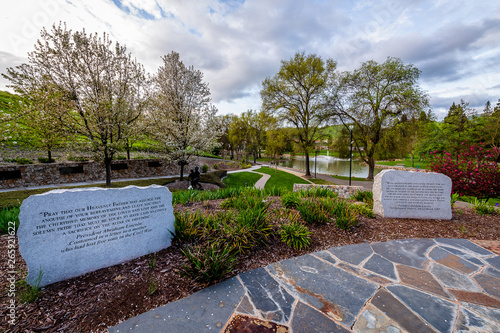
223,172,262,188
254,167,310,191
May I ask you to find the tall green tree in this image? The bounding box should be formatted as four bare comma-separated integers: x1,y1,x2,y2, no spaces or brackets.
261,52,336,176
3,23,148,185
442,99,475,157
325,57,429,179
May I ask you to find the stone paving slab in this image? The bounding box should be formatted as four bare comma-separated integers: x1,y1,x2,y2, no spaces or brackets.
108,239,500,333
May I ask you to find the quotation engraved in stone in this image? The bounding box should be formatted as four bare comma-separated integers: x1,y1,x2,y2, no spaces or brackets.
18,185,175,287
373,170,452,220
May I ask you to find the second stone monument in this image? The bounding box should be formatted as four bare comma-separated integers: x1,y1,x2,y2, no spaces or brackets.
373,169,452,220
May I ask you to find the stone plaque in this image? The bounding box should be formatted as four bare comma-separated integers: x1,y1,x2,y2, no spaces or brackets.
18,185,175,287
373,170,452,220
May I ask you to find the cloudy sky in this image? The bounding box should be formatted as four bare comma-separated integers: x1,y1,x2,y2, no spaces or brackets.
1,0,499,119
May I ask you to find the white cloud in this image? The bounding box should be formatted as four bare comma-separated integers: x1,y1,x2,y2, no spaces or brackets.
1,0,499,118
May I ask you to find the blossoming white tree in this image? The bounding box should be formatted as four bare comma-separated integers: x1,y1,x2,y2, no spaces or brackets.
149,51,220,180
3,23,149,185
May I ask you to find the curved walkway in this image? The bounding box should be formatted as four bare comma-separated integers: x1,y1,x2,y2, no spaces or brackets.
109,238,500,333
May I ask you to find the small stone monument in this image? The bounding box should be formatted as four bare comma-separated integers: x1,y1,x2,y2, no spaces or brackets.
373,170,452,220
18,185,175,287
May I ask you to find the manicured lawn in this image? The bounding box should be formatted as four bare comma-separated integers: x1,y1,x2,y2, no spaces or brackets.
254,167,310,191
223,172,262,188
0,178,178,208
310,178,337,185
331,175,371,182
376,157,432,170
459,196,500,206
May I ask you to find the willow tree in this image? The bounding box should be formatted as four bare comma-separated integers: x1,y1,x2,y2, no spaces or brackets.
149,51,220,180
261,52,336,176
3,23,148,185
325,57,429,179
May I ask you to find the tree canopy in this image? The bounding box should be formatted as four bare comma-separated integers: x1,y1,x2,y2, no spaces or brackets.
325,57,429,179
261,51,336,176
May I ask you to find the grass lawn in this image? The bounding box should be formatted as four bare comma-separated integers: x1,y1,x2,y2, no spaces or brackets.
331,175,371,182
310,178,338,185
254,167,310,191
223,172,262,188
376,157,432,170
459,196,500,207
0,178,178,208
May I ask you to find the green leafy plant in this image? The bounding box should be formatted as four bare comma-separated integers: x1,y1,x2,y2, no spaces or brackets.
280,219,311,250
350,203,375,218
235,205,272,245
281,192,301,209
147,274,157,295
38,157,55,163
351,190,373,207
334,204,358,230
148,252,157,270
201,164,210,173
17,269,44,304
0,206,20,234
298,187,338,198
213,163,219,170
16,158,33,165
297,199,330,224
180,242,237,284
473,198,496,215
458,224,467,234
173,211,205,242
264,186,289,197
450,193,460,208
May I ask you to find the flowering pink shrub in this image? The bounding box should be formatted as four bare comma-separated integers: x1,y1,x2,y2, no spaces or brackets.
430,142,500,202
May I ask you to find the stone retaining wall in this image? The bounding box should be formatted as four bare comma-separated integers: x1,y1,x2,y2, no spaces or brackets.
293,184,365,198
0,159,186,189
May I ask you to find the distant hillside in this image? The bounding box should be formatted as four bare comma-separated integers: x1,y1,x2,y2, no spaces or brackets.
0,90,22,113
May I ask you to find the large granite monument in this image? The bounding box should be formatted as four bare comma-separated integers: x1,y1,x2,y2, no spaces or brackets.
373,170,452,220
18,185,175,287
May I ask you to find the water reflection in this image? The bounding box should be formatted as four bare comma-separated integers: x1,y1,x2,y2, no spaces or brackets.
279,156,381,178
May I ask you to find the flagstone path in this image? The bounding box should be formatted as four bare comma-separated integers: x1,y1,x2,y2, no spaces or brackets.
109,238,500,333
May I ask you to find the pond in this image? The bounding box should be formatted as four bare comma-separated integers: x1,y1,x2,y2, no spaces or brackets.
279,155,382,178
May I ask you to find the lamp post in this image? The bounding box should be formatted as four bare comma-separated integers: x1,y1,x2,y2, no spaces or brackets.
349,125,353,186
315,148,318,179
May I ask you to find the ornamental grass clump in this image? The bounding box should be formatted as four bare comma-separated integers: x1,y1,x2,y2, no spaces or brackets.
472,198,496,215
280,220,312,250
333,202,358,230
350,203,375,218
0,206,20,234
298,187,338,198
180,242,237,285
351,190,373,207
281,192,301,209
297,199,330,224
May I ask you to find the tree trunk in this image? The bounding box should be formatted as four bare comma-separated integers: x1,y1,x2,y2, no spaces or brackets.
367,156,375,180
104,157,112,186
48,150,52,162
127,148,131,160
305,151,311,176
180,164,185,181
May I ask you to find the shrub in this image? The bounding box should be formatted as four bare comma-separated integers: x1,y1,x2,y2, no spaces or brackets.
281,192,301,209
38,157,55,163
297,199,330,224
201,164,210,173
115,155,127,160
67,155,89,162
0,206,20,234
16,158,33,165
213,163,219,170
351,190,373,207
180,242,237,285
280,220,311,250
430,142,500,203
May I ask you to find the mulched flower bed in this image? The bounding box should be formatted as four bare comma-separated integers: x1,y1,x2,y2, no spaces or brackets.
1,195,499,332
